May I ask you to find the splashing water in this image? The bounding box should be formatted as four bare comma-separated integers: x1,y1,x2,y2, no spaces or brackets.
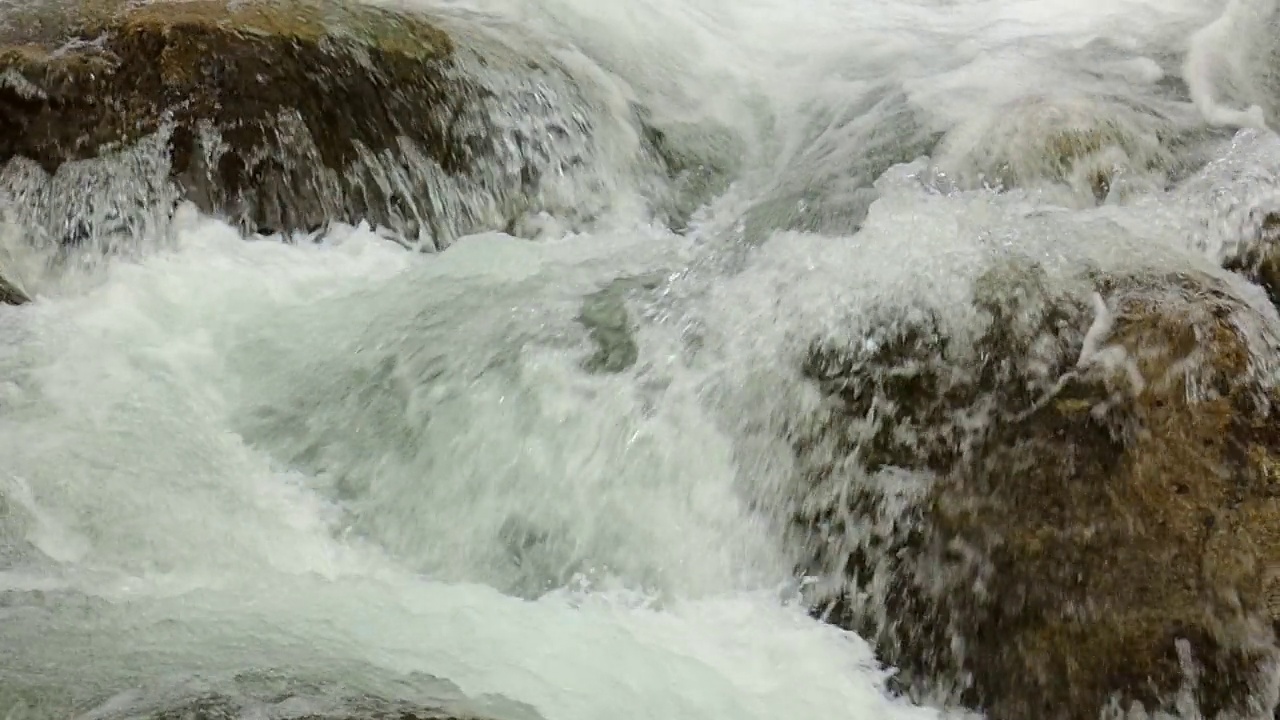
4,0,1280,718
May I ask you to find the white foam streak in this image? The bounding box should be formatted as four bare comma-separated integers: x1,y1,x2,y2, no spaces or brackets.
1184,0,1275,129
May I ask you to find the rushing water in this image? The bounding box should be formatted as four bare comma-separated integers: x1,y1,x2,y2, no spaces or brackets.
4,0,1280,718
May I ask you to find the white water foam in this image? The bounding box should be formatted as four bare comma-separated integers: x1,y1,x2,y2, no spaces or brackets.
6,0,1280,718
1184,0,1277,130
0,211,944,720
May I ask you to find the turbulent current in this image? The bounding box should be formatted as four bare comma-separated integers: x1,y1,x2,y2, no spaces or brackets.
4,0,1280,718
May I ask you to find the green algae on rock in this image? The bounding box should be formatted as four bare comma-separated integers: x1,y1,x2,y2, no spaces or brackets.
790,263,1280,720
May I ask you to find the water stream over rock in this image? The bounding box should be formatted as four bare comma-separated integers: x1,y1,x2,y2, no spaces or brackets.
4,0,1280,719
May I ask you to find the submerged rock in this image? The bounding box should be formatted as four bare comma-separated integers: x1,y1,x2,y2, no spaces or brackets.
789,264,1280,719
576,274,664,375
60,693,528,720
40,672,547,720
0,0,610,249
139,696,489,720
931,95,1211,205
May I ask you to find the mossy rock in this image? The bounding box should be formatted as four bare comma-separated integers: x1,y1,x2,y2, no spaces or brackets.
791,264,1280,719
0,0,562,246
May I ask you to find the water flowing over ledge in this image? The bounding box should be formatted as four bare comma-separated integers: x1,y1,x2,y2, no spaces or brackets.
0,0,695,284
6,1,1280,719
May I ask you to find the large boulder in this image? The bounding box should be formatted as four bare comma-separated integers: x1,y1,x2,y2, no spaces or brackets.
788,263,1280,719
0,0,616,250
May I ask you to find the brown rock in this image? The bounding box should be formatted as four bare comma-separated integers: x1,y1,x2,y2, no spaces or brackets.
1223,211,1280,310
0,0,586,247
789,263,1280,719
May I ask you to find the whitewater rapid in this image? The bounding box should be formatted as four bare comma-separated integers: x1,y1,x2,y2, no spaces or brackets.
0,211,943,720
4,0,1280,718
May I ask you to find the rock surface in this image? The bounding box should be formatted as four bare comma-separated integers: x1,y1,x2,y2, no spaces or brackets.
139,694,494,720
0,0,607,248
931,96,1210,206
9,678,547,720
789,263,1280,719
0,271,27,305
1223,212,1280,309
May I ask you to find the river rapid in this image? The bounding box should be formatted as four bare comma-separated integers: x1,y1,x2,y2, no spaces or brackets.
3,0,1280,718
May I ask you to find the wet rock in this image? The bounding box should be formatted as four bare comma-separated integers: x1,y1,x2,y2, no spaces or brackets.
66,675,546,720
639,117,745,232
68,693,531,720
140,695,483,720
1222,211,1280,309
789,264,1280,719
931,95,1210,205
0,0,601,248
0,270,27,305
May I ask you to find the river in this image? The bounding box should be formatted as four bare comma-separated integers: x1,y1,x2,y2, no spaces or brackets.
2,0,1278,718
